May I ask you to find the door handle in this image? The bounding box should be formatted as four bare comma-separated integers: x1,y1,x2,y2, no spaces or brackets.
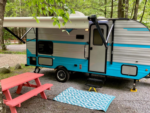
84,42,89,59
90,47,93,50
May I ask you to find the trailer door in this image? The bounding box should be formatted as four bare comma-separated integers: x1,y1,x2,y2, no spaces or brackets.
89,24,107,73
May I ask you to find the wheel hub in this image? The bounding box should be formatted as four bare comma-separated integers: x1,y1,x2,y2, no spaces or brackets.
57,70,66,81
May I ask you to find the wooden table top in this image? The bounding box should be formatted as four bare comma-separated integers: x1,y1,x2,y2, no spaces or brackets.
0,72,44,91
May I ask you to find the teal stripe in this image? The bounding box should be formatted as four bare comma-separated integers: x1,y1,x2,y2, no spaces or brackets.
108,43,150,48
124,28,149,31
26,39,88,45
66,29,73,33
49,40,87,45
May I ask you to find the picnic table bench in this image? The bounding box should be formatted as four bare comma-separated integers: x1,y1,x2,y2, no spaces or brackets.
0,72,53,113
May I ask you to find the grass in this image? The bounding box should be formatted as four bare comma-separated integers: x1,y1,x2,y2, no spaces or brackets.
0,64,35,80
6,43,22,45
0,50,26,54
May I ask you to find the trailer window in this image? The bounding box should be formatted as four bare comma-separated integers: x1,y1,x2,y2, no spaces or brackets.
93,29,104,45
38,41,53,54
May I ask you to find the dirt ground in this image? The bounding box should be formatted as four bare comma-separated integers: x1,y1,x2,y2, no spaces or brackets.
5,69,150,113
0,54,26,67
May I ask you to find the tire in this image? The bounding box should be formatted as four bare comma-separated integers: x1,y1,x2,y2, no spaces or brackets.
55,67,70,82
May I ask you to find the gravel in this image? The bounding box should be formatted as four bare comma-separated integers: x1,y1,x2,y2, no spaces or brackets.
5,69,150,113
0,54,26,67
6,44,26,52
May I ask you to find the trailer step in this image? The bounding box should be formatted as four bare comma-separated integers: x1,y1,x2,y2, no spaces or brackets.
85,77,104,88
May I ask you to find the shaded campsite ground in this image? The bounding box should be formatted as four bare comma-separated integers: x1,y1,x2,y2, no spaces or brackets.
5,68,150,113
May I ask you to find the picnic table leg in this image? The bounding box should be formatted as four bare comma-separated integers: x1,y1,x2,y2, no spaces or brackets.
3,90,17,113
34,78,47,99
16,84,23,94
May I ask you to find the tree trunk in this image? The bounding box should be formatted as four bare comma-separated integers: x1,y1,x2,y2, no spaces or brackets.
140,0,147,23
18,28,22,44
23,28,26,42
132,0,140,20
2,29,6,50
118,0,124,18
0,1,7,113
131,1,135,19
14,27,17,44
125,0,129,18
110,0,113,18
105,0,107,18
0,0,7,51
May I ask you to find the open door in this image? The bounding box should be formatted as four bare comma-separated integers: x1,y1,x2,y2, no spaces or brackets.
89,24,108,73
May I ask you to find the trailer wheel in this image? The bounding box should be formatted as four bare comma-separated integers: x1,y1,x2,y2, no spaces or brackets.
55,67,70,82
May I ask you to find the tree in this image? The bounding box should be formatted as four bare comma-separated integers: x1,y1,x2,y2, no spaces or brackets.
0,0,74,49
110,0,113,18
140,0,147,22
105,0,107,17
0,0,7,50
130,1,135,19
118,0,124,18
132,0,140,20
125,0,129,18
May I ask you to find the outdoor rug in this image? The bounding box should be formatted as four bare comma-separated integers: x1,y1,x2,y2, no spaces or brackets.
53,87,115,112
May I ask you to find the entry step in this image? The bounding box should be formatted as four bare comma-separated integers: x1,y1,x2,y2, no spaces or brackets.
85,77,104,88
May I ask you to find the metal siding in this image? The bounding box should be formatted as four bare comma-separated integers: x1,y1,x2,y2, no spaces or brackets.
115,20,147,28
26,42,36,54
112,20,150,65
26,28,35,39
38,28,89,42
38,43,88,59
107,21,113,61
112,47,150,65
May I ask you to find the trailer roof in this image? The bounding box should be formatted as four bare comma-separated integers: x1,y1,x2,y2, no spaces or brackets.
3,16,107,29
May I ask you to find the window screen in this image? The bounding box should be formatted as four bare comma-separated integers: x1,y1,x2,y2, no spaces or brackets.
38,41,53,54
93,29,104,45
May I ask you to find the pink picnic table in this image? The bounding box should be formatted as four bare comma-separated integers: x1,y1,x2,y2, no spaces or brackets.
0,72,53,113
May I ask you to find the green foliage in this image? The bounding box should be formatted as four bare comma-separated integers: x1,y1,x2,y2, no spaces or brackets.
2,28,15,44
0,49,26,54
22,0,74,28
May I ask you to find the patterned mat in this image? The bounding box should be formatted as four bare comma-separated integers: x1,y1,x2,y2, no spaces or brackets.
53,87,115,112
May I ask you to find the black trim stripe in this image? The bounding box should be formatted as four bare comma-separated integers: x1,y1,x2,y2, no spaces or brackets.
110,20,115,64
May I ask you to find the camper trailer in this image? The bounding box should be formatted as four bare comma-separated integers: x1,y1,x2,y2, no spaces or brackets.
3,13,150,90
